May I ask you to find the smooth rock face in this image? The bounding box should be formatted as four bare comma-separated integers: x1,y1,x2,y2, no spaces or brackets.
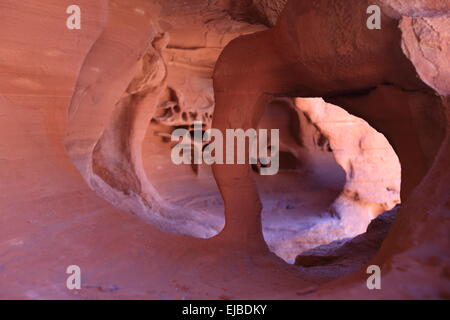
0,0,449,299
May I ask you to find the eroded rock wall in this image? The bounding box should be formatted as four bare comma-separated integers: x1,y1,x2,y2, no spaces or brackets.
0,0,449,300
211,0,450,299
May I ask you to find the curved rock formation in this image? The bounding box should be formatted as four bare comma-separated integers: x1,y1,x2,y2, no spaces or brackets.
295,98,401,231
0,0,448,299
211,0,449,298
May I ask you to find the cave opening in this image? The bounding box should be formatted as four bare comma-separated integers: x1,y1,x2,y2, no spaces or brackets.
3,0,447,301
257,97,401,265
142,95,401,268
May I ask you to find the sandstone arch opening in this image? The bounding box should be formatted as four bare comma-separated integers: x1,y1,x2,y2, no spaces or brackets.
257,97,401,263
141,93,401,267
1,0,449,300
62,0,411,271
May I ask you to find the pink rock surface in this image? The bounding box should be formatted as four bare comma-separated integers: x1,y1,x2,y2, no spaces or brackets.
0,0,449,299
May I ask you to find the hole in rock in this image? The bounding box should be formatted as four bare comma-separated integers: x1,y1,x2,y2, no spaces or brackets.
142,97,401,265
258,98,401,264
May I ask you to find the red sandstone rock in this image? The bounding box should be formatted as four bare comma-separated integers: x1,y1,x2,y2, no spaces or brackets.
400,15,450,96
379,0,450,17
228,0,288,26
212,0,450,299
0,0,449,300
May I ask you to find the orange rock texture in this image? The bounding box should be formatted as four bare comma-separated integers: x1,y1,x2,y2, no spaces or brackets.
0,0,448,299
